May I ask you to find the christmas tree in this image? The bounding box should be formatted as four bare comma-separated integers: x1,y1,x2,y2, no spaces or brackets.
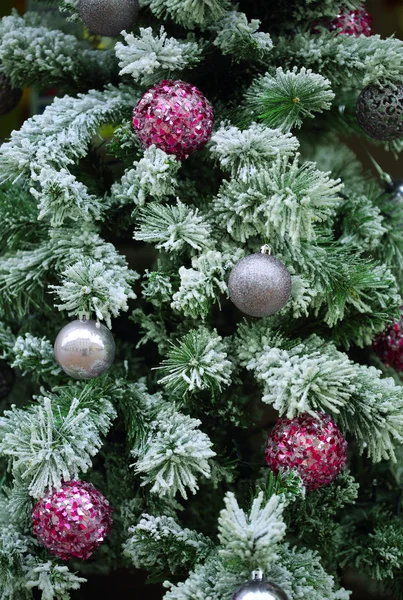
0,1,403,598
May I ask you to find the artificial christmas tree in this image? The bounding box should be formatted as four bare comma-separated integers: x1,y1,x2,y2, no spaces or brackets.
1,1,403,599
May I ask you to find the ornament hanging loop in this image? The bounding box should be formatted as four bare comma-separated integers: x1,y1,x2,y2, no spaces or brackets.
260,244,272,255
252,568,264,581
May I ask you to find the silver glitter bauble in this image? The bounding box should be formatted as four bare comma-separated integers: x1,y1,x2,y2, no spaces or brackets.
0,73,22,116
232,578,288,600
228,253,292,317
54,319,115,379
78,0,139,36
356,84,403,141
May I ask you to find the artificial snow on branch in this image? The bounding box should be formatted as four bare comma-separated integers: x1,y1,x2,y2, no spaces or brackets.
213,11,273,62
110,146,180,208
134,199,212,253
143,0,230,28
116,27,203,85
0,12,116,90
209,123,299,181
51,257,138,328
133,402,216,499
157,327,233,396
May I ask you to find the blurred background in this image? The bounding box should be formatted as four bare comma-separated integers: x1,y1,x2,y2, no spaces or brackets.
1,1,402,598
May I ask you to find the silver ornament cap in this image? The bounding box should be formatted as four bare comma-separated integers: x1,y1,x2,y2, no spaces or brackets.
79,0,140,37
54,319,116,380
228,253,292,317
232,570,288,600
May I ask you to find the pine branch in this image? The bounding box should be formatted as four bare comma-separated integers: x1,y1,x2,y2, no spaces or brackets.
241,67,335,132
9,333,61,383
143,0,231,28
0,12,117,90
213,11,273,62
123,514,213,574
51,257,138,328
116,27,203,86
133,402,216,499
134,200,212,253
209,123,299,181
213,156,342,244
110,146,180,208
157,327,233,396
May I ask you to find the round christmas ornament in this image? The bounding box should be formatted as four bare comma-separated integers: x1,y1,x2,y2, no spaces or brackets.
373,314,403,372
78,0,139,37
0,360,14,398
232,570,288,600
228,252,292,318
54,318,115,380
327,7,372,36
265,413,347,491
0,73,22,116
356,84,403,141
32,480,113,561
132,79,214,161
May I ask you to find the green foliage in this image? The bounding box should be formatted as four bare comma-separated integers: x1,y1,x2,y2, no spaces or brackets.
158,327,233,396
134,200,212,253
241,67,334,131
213,11,273,62
116,27,203,85
144,0,231,28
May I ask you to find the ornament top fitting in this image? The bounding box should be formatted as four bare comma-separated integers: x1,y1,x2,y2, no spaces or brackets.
232,570,289,600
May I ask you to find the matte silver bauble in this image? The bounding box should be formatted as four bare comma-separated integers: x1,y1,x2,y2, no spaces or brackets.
54,319,115,380
356,84,403,141
232,579,288,600
0,73,22,116
78,0,139,36
228,253,292,317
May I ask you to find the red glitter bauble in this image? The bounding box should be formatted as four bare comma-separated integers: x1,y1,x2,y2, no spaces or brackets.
32,480,113,560
265,413,347,491
373,316,403,372
328,7,372,36
132,79,214,161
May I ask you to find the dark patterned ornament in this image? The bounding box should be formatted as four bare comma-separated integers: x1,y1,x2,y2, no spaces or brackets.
228,252,292,317
0,73,22,116
78,0,139,37
32,480,113,560
373,314,403,372
265,413,347,491
54,318,115,380
232,570,288,600
328,7,372,36
356,84,403,141
0,360,14,398
132,80,214,161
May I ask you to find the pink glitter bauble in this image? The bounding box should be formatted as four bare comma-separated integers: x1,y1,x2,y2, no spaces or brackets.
132,79,214,161
32,480,113,560
328,7,372,36
265,413,347,491
373,316,403,372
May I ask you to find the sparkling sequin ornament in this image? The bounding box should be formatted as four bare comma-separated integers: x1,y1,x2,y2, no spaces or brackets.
0,72,22,116
78,0,139,37
373,314,403,372
232,569,288,600
228,250,292,317
54,318,115,380
32,480,113,560
132,80,214,161
265,413,347,491
327,7,372,36
356,84,403,141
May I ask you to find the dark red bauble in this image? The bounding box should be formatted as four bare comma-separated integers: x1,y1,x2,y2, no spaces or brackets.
32,480,113,561
373,315,403,372
328,7,372,36
132,80,214,161
265,413,347,491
